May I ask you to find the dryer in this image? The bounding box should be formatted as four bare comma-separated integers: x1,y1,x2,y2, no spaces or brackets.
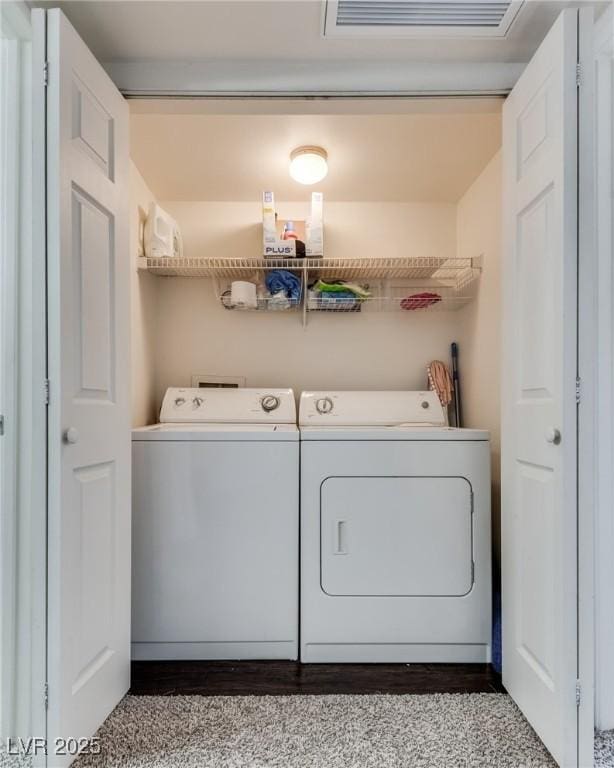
132,387,299,660
299,390,491,663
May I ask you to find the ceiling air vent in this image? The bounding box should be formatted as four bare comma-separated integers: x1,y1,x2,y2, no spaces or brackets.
323,1,524,38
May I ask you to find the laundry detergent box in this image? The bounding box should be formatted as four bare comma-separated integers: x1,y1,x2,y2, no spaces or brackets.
262,190,295,257
264,241,296,257
262,192,311,257
306,192,324,256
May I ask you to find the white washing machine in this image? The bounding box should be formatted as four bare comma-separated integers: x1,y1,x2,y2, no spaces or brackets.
132,387,299,660
299,390,491,664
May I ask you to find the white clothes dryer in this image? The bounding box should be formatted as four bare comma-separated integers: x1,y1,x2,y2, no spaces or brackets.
299,390,491,664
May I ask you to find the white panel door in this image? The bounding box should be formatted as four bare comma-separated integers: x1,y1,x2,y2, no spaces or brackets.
594,4,614,735
502,9,579,767
45,9,130,764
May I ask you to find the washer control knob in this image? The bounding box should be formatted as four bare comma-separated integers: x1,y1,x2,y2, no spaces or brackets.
316,397,334,415
192,397,204,408
174,397,186,407
421,401,430,409
261,395,280,413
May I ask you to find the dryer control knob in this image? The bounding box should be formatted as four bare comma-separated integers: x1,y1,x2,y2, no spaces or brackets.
316,397,334,415
421,401,430,409
174,397,186,407
261,395,280,413
192,397,204,408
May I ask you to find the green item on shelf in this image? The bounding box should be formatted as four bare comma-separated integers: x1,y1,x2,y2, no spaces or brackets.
313,279,371,299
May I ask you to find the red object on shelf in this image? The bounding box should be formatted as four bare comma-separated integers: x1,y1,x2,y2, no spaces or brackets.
400,292,442,310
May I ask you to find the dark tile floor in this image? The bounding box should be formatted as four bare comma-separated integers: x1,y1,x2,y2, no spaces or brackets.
130,661,506,696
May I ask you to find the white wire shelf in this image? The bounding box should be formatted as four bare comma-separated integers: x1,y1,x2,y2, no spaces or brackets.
307,257,477,284
219,291,302,313
144,255,482,323
214,282,476,315
145,257,300,279
306,284,475,313
144,255,480,288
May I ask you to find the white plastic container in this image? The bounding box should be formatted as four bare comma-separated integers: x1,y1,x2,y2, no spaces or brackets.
144,203,183,259
262,191,277,251
231,281,258,309
306,192,324,256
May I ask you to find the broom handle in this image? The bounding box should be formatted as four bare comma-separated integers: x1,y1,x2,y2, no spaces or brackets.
451,342,462,428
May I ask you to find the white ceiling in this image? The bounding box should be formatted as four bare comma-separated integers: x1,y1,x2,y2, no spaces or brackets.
130,99,502,202
34,0,579,63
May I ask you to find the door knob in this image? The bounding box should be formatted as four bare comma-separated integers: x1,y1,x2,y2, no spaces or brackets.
545,428,561,445
63,427,79,444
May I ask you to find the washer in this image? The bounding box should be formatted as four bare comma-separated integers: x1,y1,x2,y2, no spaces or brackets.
132,387,299,660
299,390,491,664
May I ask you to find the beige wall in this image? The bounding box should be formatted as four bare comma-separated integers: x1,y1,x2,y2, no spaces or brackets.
162,200,457,262
457,151,502,566
130,162,159,427
149,200,461,407
130,180,503,470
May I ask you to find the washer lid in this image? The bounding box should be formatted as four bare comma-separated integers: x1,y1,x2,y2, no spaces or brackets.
299,390,446,427
159,387,296,424
299,425,489,441
132,423,298,441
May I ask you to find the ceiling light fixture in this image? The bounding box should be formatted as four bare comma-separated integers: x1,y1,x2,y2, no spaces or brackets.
289,146,328,185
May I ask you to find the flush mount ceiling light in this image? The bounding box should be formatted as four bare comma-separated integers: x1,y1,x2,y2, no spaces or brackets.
289,146,328,185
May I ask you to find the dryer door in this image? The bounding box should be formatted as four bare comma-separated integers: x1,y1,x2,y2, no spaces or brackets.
321,476,473,597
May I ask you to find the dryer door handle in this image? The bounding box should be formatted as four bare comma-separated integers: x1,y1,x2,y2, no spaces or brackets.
334,520,348,555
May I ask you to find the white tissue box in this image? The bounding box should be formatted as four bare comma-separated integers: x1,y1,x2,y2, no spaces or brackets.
262,191,277,249
306,192,323,256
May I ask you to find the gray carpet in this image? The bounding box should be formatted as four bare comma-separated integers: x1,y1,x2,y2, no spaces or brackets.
0,753,30,768
596,729,614,768
2,696,611,767
73,693,559,768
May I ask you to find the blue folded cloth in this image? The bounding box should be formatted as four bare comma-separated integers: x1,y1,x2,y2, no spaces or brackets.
265,270,301,301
